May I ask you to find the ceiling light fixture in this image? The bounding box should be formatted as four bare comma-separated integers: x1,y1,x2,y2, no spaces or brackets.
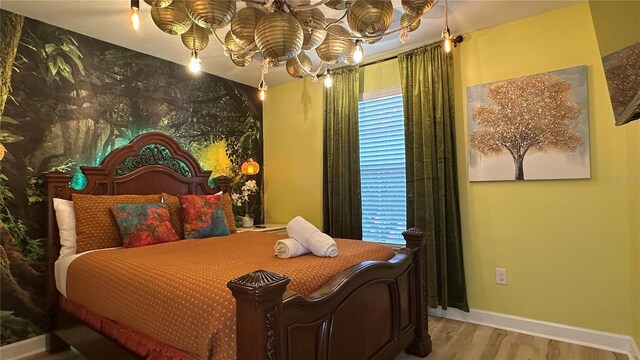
353,40,363,64
139,0,442,88
442,27,452,53
258,59,269,101
130,0,140,31
440,0,463,53
188,50,202,73
258,79,267,101
324,68,333,88
441,0,452,53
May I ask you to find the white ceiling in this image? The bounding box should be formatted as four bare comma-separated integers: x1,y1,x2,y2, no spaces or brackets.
0,0,583,88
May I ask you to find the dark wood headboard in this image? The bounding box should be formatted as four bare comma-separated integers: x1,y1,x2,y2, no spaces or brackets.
43,132,231,323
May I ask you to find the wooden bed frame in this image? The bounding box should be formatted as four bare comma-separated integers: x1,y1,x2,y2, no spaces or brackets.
44,132,432,360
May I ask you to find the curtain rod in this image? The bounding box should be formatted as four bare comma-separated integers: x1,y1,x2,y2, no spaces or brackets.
319,37,464,77
356,36,464,69
359,54,401,68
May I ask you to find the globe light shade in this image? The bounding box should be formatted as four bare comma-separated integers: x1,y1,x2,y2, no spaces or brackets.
225,30,243,53
144,0,173,8
230,52,255,67
231,7,265,48
241,158,260,175
401,0,435,17
185,0,236,30
151,0,193,35
347,0,393,38
296,8,327,50
400,13,421,32
255,12,304,63
315,24,354,64
181,23,210,51
286,52,313,78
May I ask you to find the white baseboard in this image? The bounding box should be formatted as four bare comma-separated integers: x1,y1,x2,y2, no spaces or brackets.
0,335,46,360
429,307,640,360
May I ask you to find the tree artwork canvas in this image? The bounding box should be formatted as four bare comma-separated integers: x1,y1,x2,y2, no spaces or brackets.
602,42,640,126
466,66,590,181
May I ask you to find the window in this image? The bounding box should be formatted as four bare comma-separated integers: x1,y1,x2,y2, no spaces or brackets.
358,89,407,245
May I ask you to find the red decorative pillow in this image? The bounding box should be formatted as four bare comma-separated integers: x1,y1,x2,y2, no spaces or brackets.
111,203,180,248
178,195,230,239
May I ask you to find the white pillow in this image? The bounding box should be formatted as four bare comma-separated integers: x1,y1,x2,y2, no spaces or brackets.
53,198,77,257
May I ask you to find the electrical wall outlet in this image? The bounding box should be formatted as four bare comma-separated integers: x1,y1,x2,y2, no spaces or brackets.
495,268,507,285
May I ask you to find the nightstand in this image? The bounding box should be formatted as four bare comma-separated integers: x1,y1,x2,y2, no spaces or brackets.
237,223,287,234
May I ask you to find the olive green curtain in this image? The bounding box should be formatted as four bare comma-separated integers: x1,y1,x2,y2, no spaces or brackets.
323,67,362,239
398,43,469,311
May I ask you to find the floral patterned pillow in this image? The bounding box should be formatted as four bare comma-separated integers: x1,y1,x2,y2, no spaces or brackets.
178,195,230,239
111,203,180,248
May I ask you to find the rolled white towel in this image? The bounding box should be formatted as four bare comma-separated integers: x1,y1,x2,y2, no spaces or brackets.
287,216,338,258
309,231,338,257
274,238,310,259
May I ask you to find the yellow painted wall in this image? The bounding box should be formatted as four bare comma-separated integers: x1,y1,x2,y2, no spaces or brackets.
454,2,638,338
264,2,640,342
263,77,324,229
359,59,400,94
589,0,640,56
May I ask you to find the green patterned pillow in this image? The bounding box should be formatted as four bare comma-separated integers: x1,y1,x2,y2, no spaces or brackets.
111,203,180,248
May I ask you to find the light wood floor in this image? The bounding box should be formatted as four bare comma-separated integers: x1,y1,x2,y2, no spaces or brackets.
395,316,628,360
23,316,628,360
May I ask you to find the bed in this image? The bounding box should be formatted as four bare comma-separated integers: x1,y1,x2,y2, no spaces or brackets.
44,132,432,360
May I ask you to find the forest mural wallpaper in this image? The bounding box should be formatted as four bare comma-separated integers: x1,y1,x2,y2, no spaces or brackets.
0,10,263,345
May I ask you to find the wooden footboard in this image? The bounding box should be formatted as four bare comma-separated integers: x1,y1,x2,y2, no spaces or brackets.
228,228,431,360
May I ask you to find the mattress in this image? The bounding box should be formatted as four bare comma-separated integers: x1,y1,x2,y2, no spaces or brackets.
55,247,117,297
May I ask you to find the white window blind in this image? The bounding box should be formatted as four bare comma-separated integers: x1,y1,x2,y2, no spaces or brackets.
358,92,407,245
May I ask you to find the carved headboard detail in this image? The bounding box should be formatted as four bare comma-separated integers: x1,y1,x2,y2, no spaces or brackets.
46,131,230,198
44,132,231,319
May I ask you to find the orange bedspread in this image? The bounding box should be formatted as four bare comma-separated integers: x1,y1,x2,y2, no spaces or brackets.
65,232,396,360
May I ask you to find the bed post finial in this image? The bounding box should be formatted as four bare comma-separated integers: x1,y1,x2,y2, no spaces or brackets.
228,270,290,360
402,227,432,357
402,227,425,249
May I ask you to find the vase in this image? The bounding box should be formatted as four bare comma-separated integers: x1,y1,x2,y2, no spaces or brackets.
242,214,254,228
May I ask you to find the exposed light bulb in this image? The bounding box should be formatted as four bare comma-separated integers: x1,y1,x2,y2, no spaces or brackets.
188,51,201,73
258,79,267,101
324,69,333,88
444,37,453,53
441,27,453,53
130,8,140,31
353,41,363,64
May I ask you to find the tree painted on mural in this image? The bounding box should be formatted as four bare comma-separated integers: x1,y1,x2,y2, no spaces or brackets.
0,10,47,345
469,74,583,180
